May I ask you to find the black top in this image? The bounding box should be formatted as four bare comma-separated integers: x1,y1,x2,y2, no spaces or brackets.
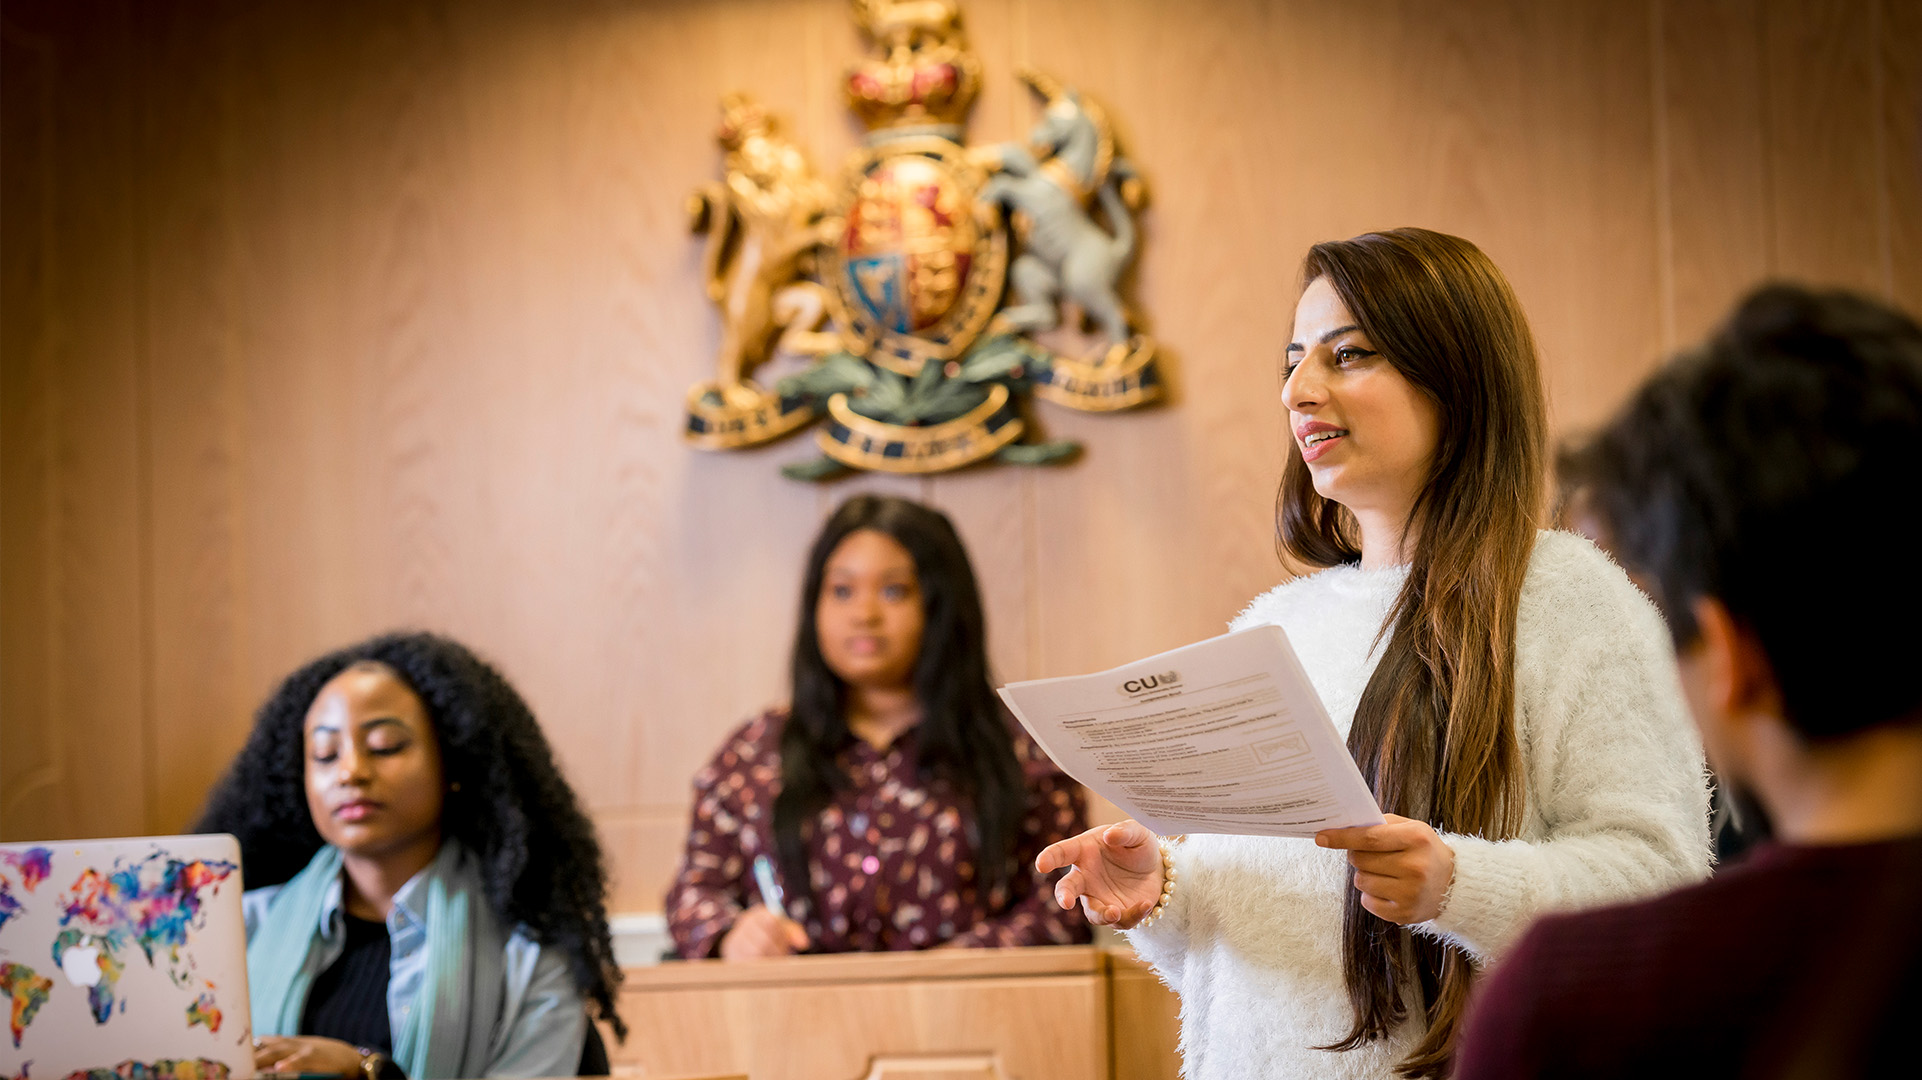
1455,837,1922,1078
301,912,394,1055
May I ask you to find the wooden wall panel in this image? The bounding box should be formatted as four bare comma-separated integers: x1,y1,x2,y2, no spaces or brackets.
0,5,152,839
1658,0,1773,351
1660,0,1911,350
3,0,1917,912
139,0,268,833
1,14,64,832
1883,0,1922,313
1022,0,1292,686
584,1,838,908
1763,0,1888,297
1514,0,1666,434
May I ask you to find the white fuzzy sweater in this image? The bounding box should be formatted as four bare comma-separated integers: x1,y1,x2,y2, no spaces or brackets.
1124,531,1711,1080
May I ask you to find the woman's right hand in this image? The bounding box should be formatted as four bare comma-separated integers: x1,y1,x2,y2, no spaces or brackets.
1035,819,1166,929
719,904,810,960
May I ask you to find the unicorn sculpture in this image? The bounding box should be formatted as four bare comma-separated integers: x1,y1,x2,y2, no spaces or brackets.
979,68,1146,353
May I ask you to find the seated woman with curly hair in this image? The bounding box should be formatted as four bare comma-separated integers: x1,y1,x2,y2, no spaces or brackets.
194,632,623,1079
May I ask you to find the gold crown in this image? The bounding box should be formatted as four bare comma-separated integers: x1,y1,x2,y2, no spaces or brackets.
845,45,980,130
844,0,980,131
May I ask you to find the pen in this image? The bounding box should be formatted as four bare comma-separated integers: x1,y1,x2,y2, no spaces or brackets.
752,854,787,916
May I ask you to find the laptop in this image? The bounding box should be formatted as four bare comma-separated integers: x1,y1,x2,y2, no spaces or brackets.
0,835,254,1080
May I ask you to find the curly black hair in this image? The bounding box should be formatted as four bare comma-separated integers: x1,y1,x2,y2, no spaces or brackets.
194,631,625,1040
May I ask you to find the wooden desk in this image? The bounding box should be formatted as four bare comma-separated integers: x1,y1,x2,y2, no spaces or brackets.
1108,950,1180,1080
602,946,1179,1080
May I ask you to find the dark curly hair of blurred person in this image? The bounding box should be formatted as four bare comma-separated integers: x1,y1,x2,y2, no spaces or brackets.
193,631,626,1041
1565,284,1922,740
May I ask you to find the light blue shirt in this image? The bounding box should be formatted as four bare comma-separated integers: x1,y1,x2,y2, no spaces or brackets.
243,864,587,1078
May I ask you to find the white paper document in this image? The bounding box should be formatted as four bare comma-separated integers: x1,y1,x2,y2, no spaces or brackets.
998,625,1384,837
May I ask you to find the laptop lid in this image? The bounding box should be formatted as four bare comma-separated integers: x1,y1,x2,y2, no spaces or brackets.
0,835,254,1080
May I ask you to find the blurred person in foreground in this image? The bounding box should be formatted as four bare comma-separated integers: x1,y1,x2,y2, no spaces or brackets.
1557,458,1771,867
1455,285,1922,1078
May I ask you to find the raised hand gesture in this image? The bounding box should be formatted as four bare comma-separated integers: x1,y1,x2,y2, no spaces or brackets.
1035,819,1167,929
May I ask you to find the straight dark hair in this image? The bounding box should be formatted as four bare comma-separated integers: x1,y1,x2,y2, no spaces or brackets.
1280,228,1543,1078
772,495,1026,909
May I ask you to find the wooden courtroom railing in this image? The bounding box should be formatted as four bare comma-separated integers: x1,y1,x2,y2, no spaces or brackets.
600,945,1179,1080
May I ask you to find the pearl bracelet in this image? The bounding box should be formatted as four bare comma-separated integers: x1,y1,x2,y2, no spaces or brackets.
1133,837,1179,929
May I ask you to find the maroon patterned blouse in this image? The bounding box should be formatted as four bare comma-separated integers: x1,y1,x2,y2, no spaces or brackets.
666,709,1091,958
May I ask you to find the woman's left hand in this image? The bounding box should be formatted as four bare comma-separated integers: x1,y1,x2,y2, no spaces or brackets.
1315,813,1456,925
253,1035,365,1077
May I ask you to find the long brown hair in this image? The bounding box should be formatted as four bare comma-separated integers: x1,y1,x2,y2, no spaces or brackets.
1279,228,1544,1077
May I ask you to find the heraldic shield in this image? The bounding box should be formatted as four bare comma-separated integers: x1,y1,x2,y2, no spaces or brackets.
682,0,1163,480
826,139,1008,377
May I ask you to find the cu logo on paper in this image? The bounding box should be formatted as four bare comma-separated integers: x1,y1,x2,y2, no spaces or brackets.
1119,671,1181,697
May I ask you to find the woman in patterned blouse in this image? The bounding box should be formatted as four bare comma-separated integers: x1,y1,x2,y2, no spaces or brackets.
666,495,1091,959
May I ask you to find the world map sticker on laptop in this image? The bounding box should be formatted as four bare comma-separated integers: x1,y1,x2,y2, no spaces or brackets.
0,836,254,1080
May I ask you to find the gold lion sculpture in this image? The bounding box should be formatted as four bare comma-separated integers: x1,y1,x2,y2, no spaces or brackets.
688,94,840,416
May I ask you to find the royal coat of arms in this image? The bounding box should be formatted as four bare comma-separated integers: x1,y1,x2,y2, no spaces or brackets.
684,0,1161,479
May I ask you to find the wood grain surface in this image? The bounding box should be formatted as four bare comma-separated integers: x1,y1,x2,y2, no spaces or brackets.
3,0,1917,916
609,945,1134,1080
626,943,1104,991
1110,949,1182,1080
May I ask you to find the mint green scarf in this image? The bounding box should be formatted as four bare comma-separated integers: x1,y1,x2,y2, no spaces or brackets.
247,842,506,1078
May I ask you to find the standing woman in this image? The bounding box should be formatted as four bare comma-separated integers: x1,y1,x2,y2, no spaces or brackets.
195,632,623,1079
1040,229,1710,1078
667,495,1089,958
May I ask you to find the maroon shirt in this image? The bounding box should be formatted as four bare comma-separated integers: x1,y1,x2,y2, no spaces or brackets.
1455,837,1922,1079
666,709,1092,958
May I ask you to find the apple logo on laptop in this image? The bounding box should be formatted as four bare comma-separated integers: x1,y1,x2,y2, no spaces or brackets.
61,943,102,987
